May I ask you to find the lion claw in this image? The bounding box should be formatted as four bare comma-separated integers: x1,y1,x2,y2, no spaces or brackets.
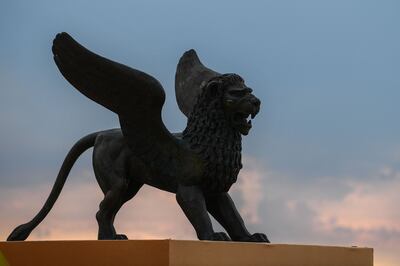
115,234,128,240
213,232,231,241
201,232,231,241
235,233,270,243
249,233,270,243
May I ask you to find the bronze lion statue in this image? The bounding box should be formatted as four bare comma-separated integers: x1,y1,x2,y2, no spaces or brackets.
7,32,269,242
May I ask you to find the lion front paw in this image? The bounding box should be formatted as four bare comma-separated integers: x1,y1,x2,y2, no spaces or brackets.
200,232,231,241
235,233,270,243
249,233,270,243
211,232,231,241
115,234,128,240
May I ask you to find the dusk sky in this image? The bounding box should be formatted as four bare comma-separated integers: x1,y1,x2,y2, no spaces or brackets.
1,1,399,265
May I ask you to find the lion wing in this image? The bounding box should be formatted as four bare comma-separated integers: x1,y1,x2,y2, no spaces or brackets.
52,32,201,181
175,49,220,117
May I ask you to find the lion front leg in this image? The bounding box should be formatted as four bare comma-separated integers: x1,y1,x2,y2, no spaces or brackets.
176,184,231,241
205,192,270,243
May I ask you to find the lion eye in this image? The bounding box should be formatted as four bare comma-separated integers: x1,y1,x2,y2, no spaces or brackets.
229,90,246,97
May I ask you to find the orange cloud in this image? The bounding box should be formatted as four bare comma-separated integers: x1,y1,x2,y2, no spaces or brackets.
0,161,263,241
308,168,400,266
313,172,400,232
232,156,264,224
2,161,399,266
0,170,195,241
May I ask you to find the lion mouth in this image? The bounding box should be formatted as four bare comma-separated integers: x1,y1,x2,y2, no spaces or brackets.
234,112,253,129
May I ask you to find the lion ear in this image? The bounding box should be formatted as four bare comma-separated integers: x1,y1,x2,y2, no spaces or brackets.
175,49,220,118
204,79,222,98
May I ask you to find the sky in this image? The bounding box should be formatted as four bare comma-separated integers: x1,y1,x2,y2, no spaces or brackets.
0,0,399,265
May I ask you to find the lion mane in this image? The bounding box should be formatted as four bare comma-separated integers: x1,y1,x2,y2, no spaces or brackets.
183,74,244,192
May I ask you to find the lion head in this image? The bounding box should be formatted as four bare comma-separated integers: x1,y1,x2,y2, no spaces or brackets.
187,73,260,135
219,74,260,135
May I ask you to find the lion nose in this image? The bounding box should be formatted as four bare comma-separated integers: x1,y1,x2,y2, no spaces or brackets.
250,97,261,118
252,97,261,107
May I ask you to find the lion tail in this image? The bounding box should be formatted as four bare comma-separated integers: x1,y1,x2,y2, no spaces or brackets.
7,131,100,241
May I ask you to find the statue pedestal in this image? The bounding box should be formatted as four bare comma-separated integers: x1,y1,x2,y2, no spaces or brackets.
0,239,372,266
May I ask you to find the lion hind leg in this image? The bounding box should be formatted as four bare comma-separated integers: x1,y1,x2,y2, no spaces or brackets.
96,179,143,240
112,180,144,239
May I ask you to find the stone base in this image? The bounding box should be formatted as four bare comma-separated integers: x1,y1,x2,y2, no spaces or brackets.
0,240,373,266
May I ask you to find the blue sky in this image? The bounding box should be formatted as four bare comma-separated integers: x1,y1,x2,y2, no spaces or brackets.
1,0,399,183
1,1,399,265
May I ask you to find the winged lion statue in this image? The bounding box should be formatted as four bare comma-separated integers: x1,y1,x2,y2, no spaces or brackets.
7,32,269,242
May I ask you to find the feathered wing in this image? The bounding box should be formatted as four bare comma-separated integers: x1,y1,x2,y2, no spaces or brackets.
175,49,220,117
52,32,202,182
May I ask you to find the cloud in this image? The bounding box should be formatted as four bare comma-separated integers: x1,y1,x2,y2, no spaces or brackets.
0,169,195,241
233,160,400,266
0,156,267,240
1,160,399,266
309,167,400,266
231,156,265,224
313,174,400,232
258,167,400,241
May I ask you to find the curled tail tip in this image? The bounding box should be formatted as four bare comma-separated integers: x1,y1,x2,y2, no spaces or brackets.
7,223,32,241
